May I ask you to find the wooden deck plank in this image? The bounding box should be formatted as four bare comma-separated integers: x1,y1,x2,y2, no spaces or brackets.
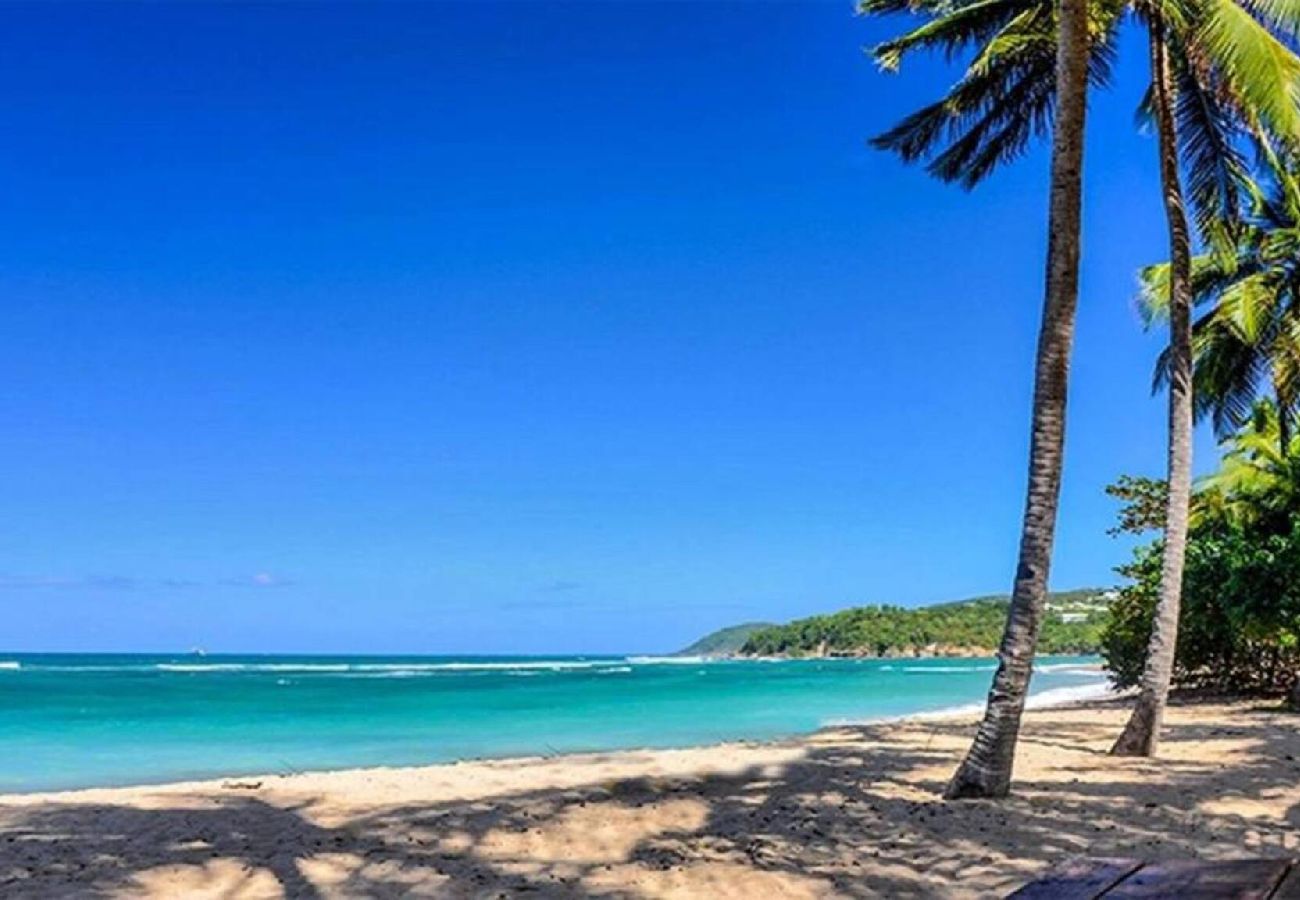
1007,857,1145,900
1102,859,1292,900
1269,862,1300,900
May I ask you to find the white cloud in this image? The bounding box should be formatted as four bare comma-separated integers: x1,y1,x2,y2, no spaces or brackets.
224,572,294,588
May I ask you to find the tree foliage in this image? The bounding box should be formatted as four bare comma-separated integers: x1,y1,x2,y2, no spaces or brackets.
1102,404,1300,694
1142,164,1300,443
739,591,1109,657
676,623,777,657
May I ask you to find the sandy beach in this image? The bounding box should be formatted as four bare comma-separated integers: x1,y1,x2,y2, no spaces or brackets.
2,698,1296,898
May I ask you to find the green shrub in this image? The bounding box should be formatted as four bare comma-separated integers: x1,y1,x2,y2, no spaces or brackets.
1101,490,1300,694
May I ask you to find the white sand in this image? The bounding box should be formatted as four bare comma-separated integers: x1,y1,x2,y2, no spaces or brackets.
2,698,1297,898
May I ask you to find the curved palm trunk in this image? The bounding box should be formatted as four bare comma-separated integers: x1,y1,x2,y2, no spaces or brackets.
944,0,1090,800
1112,20,1194,757
1276,382,1291,456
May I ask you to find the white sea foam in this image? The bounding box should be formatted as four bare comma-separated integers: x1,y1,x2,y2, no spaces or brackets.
0,661,19,671
150,660,610,675
1024,681,1115,709
26,665,132,672
346,661,614,676
352,661,604,672
820,677,1113,728
901,665,997,673
624,655,710,665
1035,662,1103,675
156,663,352,673
899,662,1101,676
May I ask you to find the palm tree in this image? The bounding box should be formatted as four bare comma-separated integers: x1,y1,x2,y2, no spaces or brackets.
1138,157,1300,720
1144,162,1300,456
1108,19,1190,758
862,0,1115,800
864,0,1300,791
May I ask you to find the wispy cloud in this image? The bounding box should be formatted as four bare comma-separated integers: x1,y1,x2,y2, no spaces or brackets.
223,572,294,588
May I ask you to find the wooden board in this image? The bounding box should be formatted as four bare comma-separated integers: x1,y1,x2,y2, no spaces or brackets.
1102,859,1292,900
1007,857,1144,900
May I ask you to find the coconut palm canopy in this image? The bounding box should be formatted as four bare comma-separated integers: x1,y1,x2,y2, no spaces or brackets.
1143,164,1300,441
1200,398,1300,517
862,0,1300,232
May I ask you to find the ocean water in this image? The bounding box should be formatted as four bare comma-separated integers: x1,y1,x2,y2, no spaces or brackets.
0,653,1108,793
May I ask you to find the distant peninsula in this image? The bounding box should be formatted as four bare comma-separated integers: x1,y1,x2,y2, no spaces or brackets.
680,589,1112,659
675,622,777,657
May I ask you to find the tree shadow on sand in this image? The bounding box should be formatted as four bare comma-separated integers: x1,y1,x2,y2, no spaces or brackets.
2,702,1297,898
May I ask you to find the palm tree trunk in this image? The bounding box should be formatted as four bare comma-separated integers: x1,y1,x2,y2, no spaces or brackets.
944,0,1089,800
1276,381,1291,456
1112,19,1194,757
1277,379,1298,713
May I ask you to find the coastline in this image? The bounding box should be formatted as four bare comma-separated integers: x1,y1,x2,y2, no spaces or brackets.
0,671,1117,804
3,694,1296,897
0,653,1109,797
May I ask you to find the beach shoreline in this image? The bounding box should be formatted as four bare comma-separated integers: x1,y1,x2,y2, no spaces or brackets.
0,653,1109,795
1,673,1117,805
6,691,1296,898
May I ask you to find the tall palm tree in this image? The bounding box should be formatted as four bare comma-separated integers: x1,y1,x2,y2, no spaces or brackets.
864,0,1300,791
1138,156,1300,720
1109,11,1198,757
863,0,1116,800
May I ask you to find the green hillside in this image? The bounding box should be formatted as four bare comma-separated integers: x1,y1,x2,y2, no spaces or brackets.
737,589,1111,658
676,622,777,657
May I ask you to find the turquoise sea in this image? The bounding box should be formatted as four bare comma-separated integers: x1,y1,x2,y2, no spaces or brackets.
0,653,1107,793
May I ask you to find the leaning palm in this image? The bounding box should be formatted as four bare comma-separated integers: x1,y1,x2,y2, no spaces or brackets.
862,0,1113,801
863,0,1300,791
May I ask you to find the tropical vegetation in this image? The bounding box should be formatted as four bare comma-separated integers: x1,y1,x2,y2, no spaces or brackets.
1143,158,1300,452
736,591,1110,658
863,0,1300,791
1102,403,1300,707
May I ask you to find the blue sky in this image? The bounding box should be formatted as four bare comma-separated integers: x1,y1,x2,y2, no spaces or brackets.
2,1,1210,654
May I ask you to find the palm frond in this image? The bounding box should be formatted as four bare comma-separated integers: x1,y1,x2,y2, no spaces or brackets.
870,0,1120,186
1139,253,1243,324
1196,0,1300,144
872,0,1031,70
1172,54,1251,247
1238,0,1300,39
